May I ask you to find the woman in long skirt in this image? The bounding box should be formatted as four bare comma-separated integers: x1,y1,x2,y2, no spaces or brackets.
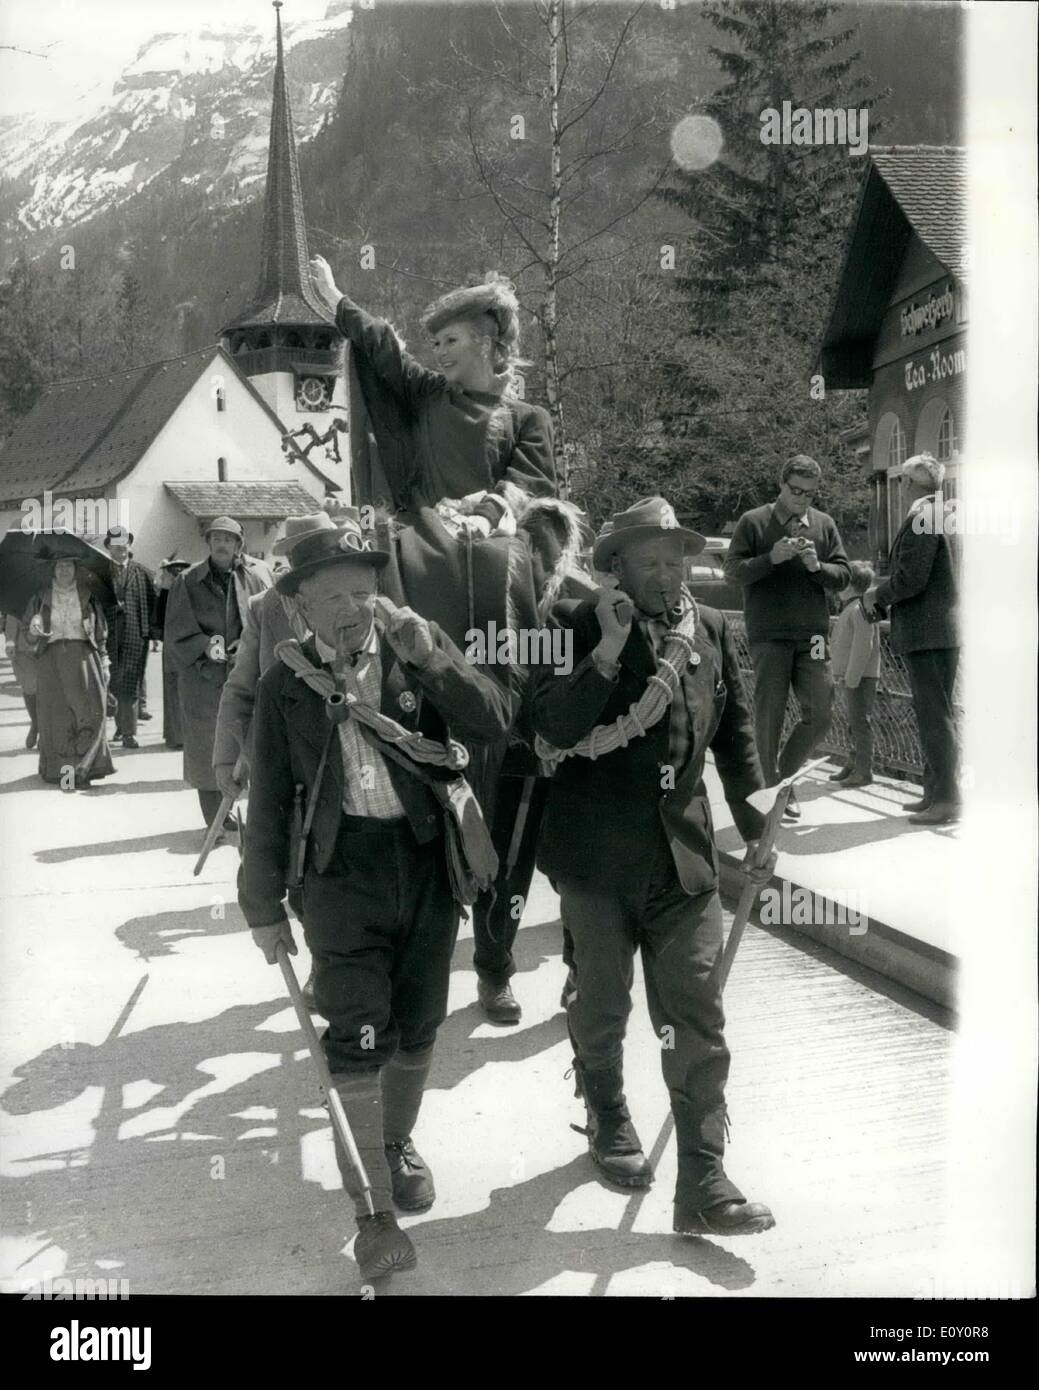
4,607,39,747
29,558,115,789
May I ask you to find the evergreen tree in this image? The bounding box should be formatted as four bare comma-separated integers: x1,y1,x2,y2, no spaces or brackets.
637,0,883,541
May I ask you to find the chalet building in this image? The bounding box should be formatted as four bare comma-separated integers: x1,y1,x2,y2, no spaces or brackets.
818,146,967,570
0,5,349,571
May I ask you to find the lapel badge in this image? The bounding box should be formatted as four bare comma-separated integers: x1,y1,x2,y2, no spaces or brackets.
399,690,417,714
690,651,701,666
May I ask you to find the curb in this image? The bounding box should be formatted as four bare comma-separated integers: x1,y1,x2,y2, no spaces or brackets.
718,853,957,1011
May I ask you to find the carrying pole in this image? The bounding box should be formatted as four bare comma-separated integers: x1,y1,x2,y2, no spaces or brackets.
274,942,376,1218
193,754,246,877
719,757,828,988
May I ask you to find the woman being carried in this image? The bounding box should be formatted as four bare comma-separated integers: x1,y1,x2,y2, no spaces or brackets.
308,255,557,531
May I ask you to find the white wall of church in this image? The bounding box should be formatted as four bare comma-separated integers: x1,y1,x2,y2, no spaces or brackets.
115,354,327,569
249,368,352,496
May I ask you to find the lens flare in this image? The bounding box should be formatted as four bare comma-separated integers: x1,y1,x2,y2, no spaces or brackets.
670,114,724,171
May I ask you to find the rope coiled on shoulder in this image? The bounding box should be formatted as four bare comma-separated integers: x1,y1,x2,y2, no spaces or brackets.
534,603,700,765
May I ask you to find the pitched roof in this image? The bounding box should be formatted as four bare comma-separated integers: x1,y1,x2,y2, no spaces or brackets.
0,344,326,507
0,347,221,507
817,146,967,389
224,5,333,332
869,147,968,274
164,480,319,521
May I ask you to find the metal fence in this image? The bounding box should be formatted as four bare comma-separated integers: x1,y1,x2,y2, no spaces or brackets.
725,614,963,783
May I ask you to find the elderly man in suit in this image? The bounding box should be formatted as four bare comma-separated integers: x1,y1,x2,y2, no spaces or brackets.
532,496,776,1239
865,453,960,825
239,509,510,1286
165,517,272,830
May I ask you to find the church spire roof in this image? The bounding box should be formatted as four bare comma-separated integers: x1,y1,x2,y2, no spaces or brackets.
228,2,333,330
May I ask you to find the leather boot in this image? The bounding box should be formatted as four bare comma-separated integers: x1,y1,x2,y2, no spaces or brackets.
331,1073,415,1284
571,1060,653,1188
381,1045,436,1212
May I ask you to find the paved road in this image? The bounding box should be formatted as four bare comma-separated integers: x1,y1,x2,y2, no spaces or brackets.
1,649,956,1297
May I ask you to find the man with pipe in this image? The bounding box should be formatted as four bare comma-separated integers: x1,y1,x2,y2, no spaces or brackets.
532,497,777,1238
239,509,510,1285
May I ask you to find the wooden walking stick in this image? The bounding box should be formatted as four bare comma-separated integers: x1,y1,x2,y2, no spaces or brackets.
719,756,829,987
274,942,376,1218
193,753,246,876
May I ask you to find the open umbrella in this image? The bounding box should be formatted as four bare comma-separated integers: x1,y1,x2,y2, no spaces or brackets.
0,529,116,615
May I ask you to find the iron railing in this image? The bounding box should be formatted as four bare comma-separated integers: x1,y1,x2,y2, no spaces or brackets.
725,613,963,782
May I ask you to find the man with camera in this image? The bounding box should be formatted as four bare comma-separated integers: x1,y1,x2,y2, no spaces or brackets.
724,456,851,817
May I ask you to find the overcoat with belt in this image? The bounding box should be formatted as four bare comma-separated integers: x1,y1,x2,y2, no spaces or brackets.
533,599,766,895
239,621,511,932
165,555,272,789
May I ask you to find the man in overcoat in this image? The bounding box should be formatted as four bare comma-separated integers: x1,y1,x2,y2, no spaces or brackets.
239,510,510,1285
532,496,776,1238
865,453,961,824
103,527,158,749
165,517,272,829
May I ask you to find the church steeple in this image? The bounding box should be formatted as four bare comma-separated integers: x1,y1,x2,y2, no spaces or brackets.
221,2,347,449
226,1,331,330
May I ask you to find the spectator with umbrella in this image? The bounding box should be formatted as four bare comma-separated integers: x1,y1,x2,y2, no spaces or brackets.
0,531,117,788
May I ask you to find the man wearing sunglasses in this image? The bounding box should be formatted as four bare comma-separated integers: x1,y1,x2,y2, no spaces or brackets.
724,456,851,818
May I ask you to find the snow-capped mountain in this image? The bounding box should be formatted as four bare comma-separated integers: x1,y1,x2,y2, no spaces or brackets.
0,3,353,263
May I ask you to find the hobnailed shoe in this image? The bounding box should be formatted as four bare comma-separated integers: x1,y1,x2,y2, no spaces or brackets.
842,772,873,788
782,789,801,819
908,801,961,825
674,1198,776,1237
122,736,139,749
578,1111,654,1188
353,1212,417,1283
828,766,852,782
385,1138,436,1212
477,978,522,1024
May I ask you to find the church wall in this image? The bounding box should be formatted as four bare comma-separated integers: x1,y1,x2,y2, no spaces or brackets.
114,356,326,570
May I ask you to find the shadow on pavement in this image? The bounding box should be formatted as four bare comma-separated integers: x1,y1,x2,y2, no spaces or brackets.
36,829,209,863
116,903,251,962
0,989,762,1298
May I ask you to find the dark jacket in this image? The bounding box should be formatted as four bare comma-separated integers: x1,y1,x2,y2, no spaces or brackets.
532,600,766,896
165,555,273,788
337,296,556,517
239,621,511,930
105,558,158,701
873,495,959,654
724,503,850,642
212,587,303,773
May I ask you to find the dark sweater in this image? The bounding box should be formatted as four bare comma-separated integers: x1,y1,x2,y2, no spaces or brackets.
724,503,850,643
335,296,556,520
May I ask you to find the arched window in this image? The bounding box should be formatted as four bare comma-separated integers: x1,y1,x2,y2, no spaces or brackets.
887,418,907,470
937,406,958,462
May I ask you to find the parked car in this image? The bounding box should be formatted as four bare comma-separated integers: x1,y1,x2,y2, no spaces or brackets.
685,537,744,613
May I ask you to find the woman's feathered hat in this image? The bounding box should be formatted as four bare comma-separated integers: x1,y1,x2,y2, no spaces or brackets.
421,272,521,353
